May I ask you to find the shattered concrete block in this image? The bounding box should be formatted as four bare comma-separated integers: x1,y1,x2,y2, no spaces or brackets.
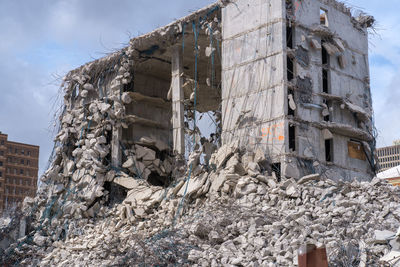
310,39,322,50
338,54,346,69
285,183,300,198
288,94,297,111
83,83,94,91
298,174,320,185
121,92,132,104
322,129,333,140
113,176,140,189
332,37,345,52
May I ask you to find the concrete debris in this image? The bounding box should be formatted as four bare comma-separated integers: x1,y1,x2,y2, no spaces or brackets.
2,143,399,266
322,42,340,56
338,54,346,68
310,39,322,50
288,94,297,111
0,1,380,266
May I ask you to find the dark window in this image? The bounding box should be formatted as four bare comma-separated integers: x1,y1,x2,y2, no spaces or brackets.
0,171,2,177
14,148,17,154
21,159,24,165
0,151,3,156
27,151,31,156
325,139,333,162
289,125,296,151
0,161,2,166
27,160,30,166
286,23,293,49
0,140,4,145
271,162,281,182
322,69,329,93
320,8,328,26
287,57,294,81
20,169,23,175
21,149,24,155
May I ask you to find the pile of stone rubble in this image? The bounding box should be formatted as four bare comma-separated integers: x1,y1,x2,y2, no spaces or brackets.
2,142,400,266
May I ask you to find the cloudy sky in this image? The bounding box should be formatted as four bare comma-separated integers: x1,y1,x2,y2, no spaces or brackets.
0,0,398,176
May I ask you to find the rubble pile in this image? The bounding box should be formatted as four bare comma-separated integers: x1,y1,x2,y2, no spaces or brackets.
2,143,400,266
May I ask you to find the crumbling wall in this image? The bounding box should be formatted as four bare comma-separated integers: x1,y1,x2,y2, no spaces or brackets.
221,0,286,162
283,0,375,181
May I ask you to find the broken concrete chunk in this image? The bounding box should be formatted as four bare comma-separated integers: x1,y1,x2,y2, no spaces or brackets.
380,250,400,265
209,142,238,169
310,39,322,50
332,37,345,52
80,89,88,98
83,83,94,91
205,46,216,57
338,54,346,69
113,176,140,189
288,94,297,111
298,174,320,184
322,42,340,56
121,92,132,104
322,129,333,140
374,230,396,243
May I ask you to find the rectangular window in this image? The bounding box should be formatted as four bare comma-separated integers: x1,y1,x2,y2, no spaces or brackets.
14,148,17,154
0,171,2,177
27,160,30,166
325,139,333,162
322,69,329,93
0,151,3,156
20,169,23,175
20,159,24,165
0,161,2,166
27,151,31,156
21,149,24,155
286,23,293,49
320,8,328,26
287,57,294,81
289,125,296,151
0,140,4,145
348,140,366,161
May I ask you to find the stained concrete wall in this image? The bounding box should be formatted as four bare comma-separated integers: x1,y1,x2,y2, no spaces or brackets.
221,0,286,162
286,0,374,180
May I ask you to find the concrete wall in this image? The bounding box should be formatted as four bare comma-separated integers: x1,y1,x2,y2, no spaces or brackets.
221,0,286,161
287,0,373,180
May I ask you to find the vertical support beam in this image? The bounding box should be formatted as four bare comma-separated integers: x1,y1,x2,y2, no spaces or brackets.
111,125,122,168
171,45,185,155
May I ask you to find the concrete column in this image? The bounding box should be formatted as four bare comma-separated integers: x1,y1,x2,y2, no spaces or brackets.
111,126,122,168
171,45,185,155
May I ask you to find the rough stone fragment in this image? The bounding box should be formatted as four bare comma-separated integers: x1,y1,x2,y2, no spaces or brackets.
113,176,140,189
298,174,320,184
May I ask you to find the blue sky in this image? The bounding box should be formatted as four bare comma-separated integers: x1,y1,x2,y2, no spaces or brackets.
0,0,398,176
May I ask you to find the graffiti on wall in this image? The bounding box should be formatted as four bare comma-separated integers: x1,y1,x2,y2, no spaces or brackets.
261,122,285,142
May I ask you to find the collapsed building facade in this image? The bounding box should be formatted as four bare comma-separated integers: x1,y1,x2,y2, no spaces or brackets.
55,0,376,187
0,0,382,265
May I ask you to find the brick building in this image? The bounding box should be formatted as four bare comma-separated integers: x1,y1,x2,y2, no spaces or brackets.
0,132,39,212
377,144,400,172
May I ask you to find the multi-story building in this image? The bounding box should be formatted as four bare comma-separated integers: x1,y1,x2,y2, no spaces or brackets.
377,145,400,172
58,0,376,184
0,132,39,212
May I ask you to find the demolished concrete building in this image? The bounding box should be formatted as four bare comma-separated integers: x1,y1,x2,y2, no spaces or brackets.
0,0,383,265
56,0,376,185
